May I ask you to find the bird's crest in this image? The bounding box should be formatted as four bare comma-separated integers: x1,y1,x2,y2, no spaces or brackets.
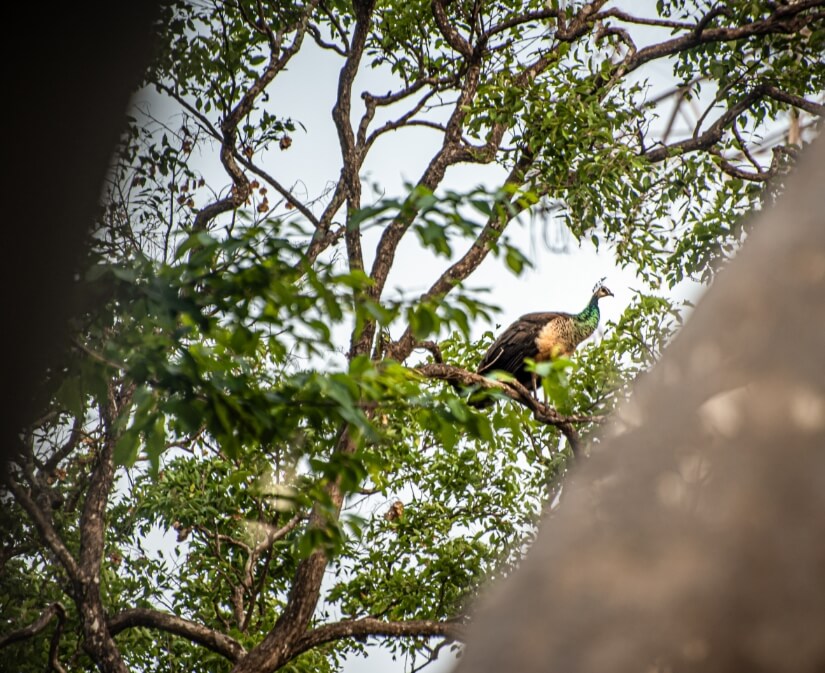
592,277,608,293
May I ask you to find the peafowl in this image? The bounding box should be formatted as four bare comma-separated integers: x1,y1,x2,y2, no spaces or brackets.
472,283,613,406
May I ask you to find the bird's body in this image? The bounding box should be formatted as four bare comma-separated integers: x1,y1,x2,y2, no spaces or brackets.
475,285,612,400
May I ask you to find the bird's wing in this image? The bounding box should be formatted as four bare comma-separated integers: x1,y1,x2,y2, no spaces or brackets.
478,312,570,376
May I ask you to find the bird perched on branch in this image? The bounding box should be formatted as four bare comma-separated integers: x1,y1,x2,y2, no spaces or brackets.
472,282,613,406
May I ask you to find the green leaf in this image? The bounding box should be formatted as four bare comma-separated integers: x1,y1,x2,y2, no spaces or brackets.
114,427,141,467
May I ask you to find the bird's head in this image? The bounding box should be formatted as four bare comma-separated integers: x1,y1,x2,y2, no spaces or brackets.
592,278,614,300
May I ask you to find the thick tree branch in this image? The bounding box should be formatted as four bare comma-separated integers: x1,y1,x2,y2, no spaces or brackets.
308,180,349,264
555,0,609,41
0,603,65,649
291,617,464,659
415,362,603,457
710,147,773,182
331,0,376,277
76,384,132,673
415,363,603,423
432,0,473,57
108,608,246,662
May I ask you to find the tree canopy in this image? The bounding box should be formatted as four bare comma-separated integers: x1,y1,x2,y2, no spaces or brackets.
2,1,822,672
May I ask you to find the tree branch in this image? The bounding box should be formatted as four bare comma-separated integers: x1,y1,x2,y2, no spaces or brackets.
191,0,319,233
388,152,537,362
415,363,604,422
232,151,321,229
625,3,825,75
75,383,133,673
307,22,347,56
763,85,825,117
597,7,691,30
644,87,766,163
4,477,81,582
108,608,246,662
710,148,773,183
331,0,377,278
40,415,84,475
0,603,65,649
291,617,464,659
365,88,439,149
431,0,473,57
48,604,68,673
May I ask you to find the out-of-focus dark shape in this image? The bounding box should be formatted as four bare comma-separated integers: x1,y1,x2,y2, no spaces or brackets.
2,5,160,468
457,137,825,673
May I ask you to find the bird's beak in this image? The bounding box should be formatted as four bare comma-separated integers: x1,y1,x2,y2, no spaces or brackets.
605,288,614,297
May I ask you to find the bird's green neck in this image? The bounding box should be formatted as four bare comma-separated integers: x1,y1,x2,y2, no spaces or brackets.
574,293,601,334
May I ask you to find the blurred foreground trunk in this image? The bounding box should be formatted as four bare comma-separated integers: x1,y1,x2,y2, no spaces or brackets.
457,137,825,673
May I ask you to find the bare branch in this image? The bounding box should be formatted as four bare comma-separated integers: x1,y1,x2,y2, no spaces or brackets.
483,9,562,41
307,23,347,56
710,148,773,182
732,124,763,172
108,609,246,662
191,0,320,233
252,512,305,556
154,82,222,141
308,181,348,264
555,1,609,41
194,525,252,554
365,89,439,149
320,0,351,52
415,363,605,424
693,4,733,36
414,340,445,363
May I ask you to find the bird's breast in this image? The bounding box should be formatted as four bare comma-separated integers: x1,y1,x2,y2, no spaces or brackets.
535,319,576,361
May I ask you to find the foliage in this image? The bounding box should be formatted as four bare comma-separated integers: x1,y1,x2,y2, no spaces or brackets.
2,1,822,672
